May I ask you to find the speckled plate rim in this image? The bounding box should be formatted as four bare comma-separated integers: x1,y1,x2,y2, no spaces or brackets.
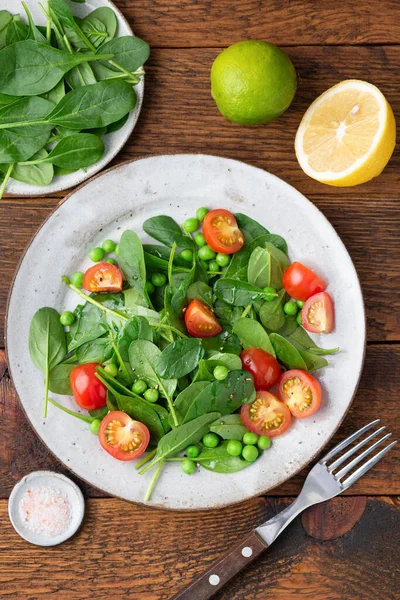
2,0,144,196
5,153,366,511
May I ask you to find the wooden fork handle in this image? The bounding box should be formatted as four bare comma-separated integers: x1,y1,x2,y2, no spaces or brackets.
170,530,268,600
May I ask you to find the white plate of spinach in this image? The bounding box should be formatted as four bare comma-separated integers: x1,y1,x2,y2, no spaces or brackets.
6,154,366,509
0,0,147,196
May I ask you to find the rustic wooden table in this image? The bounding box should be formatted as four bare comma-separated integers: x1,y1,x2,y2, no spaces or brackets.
1,1,399,598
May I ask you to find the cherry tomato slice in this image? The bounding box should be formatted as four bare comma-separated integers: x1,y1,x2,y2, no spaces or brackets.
82,262,123,293
278,370,322,418
70,363,107,411
240,348,282,390
282,262,326,301
202,209,244,254
99,411,150,461
185,298,222,338
241,391,291,438
301,292,335,333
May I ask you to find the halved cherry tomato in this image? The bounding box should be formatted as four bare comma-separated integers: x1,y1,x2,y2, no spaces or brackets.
99,411,150,461
241,391,291,437
70,363,107,411
282,262,326,301
301,292,334,333
202,209,244,254
82,262,123,293
240,348,282,390
278,370,322,418
185,298,222,338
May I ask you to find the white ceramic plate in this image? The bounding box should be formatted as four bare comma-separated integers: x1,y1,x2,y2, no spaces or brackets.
7,154,366,510
0,0,144,196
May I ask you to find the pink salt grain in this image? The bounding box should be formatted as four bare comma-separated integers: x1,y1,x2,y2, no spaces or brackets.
19,486,71,537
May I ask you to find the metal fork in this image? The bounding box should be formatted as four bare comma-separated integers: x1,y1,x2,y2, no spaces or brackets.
171,420,397,600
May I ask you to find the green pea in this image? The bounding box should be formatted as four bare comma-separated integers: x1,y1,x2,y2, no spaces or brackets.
144,388,159,403
71,271,84,288
183,217,199,233
151,273,167,287
145,281,155,294
243,431,259,445
115,244,120,257
132,379,148,395
196,207,209,222
202,432,220,448
263,286,277,302
182,458,197,475
104,363,118,377
180,249,194,262
216,253,230,267
186,445,200,459
284,301,298,316
296,300,305,309
242,445,259,462
60,311,75,326
213,365,229,381
89,247,105,262
105,258,117,265
208,261,220,273
227,440,243,457
194,233,206,247
198,245,216,261
90,419,101,435
296,312,302,325
257,436,271,450
102,239,116,253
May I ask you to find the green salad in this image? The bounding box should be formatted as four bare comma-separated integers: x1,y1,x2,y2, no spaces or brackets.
29,207,338,501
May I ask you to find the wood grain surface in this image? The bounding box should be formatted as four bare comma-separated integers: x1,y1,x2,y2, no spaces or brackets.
1,0,399,598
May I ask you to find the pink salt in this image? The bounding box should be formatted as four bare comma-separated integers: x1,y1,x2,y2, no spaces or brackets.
19,486,71,537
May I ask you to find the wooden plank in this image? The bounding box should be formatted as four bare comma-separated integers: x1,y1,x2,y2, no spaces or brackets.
1,345,399,499
112,0,400,47
0,496,398,599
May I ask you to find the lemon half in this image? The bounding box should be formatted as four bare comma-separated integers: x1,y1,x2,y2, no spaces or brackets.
295,80,396,186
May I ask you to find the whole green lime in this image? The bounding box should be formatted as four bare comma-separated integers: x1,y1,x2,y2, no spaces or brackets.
211,40,297,125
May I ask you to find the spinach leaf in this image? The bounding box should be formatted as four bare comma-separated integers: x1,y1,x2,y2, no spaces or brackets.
163,288,186,333
89,406,108,419
65,62,97,90
106,114,129,134
79,16,108,49
192,360,215,382
274,315,298,337
156,338,204,379
0,93,20,107
187,281,213,307
42,79,65,104
67,305,108,352
143,244,188,272
98,36,150,72
213,299,242,327
170,269,194,315
123,293,160,321
76,337,113,364
269,333,308,370
0,148,53,186
300,351,329,372
117,315,153,363
259,289,286,331
6,16,29,45
182,370,255,423
264,233,288,255
209,414,248,441
174,381,210,420
224,233,288,281
48,363,74,395
247,246,282,289
29,307,66,372
82,7,117,45
22,2,48,44
49,0,94,49
129,340,177,400
232,318,275,356
118,230,148,307
288,326,339,355
214,279,270,306
198,441,252,473
202,330,242,355
203,352,242,371
235,213,269,242
0,40,113,95
20,133,104,170
0,11,12,49
263,241,290,271
143,216,193,249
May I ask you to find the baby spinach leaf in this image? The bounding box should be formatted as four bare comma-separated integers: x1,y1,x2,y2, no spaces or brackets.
143,216,193,249
49,0,94,49
274,315,298,337
22,2,48,44
174,381,210,420
263,241,290,271
29,307,66,372
0,148,54,186
0,11,12,49
170,269,195,315
202,330,242,356
232,318,275,356
129,340,177,400
0,93,19,107
259,289,286,331
210,414,248,441
106,113,129,134
42,78,65,104
83,7,117,44
287,326,339,355
300,351,329,372
224,233,288,281
214,279,269,306
203,352,242,371
117,315,153,362
198,441,251,473
22,133,104,170
76,337,113,364
68,305,108,352
264,233,288,255
65,62,97,90
143,244,188,272
6,16,29,45
78,16,108,49
48,363,74,395
187,281,213,307
192,360,215,382
116,229,149,308
89,406,108,419
247,246,282,289
163,288,186,333
235,213,269,242
307,346,339,356
98,36,150,72
269,333,308,370
213,299,242,326
182,370,255,423
156,338,204,379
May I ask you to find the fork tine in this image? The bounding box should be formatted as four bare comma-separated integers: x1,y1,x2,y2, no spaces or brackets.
321,419,380,464
341,440,397,489
334,433,392,480
327,426,386,472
